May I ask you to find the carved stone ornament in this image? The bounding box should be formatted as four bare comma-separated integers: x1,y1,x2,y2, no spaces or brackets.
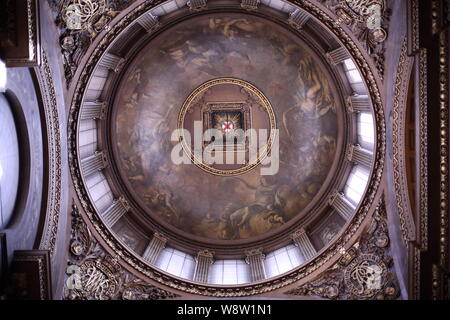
64,201,179,300
285,198,400,300
47,0,136,86
320,0,390,80
68,0,386,296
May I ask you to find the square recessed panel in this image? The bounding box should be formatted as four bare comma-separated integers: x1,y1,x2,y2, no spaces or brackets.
210,110,244,144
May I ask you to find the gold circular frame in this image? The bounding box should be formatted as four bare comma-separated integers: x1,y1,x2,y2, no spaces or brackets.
177,77,277,176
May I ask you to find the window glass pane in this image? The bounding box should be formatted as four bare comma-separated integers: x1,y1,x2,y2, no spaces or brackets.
344,59,357,71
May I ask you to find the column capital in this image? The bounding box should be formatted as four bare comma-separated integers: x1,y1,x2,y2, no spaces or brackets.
187,0,207,11
346,144,356,162
328,190,342,205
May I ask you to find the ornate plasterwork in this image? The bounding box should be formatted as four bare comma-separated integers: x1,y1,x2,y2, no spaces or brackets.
438,28,449,291
68,0,386,296
418,48,428,251
285,199,400,300
47,0,136,86
34,52,63,257
391,38,416,246
2,0,41,66
320,0,389,80
65,202,179,300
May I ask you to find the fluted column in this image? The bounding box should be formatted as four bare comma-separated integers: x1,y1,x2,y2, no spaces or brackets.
102,197,130,227
291,228,317,260
193,250,214,283
329,191,355,221
288,9,310,30
136,13,160,33
347,95,371,113
98,53,125,72
241,0,259,11
142,232,167,265
245,248,266,282
81,151,107,177
347,145,373,168
326,47,350,65
81,101,106,120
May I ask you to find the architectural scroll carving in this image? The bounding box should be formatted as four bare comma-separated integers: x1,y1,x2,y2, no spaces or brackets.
391,38,416,245
285,199,400,300
68,0,386,296
65,202,179,300
319,0,390,80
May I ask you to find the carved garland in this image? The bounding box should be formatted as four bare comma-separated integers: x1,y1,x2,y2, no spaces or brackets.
68,0,386,296
34,52,63,257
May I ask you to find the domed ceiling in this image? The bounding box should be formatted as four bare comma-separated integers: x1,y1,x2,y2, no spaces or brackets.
112,13,341,241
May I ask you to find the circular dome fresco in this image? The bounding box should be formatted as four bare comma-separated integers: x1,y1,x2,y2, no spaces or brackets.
70,0,385,295
111,13,341,242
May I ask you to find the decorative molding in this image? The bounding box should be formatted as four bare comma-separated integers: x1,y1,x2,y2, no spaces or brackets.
438,29,449,275
50,0,137,86
319,0,389,80
240,0,259,11
285,199,400,300
391,38,416,245
35,52,63,257
68,0,386,296
418,48,428,251
431,0,441,35
65,202,179,300
187,0,207,12
2,0,41,67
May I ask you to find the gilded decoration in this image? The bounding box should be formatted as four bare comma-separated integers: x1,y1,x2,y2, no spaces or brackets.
285,199,400,300
47,0,136,85
320,0,389,80
68,0,385,296
65,202,179,300
113,14,339,241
